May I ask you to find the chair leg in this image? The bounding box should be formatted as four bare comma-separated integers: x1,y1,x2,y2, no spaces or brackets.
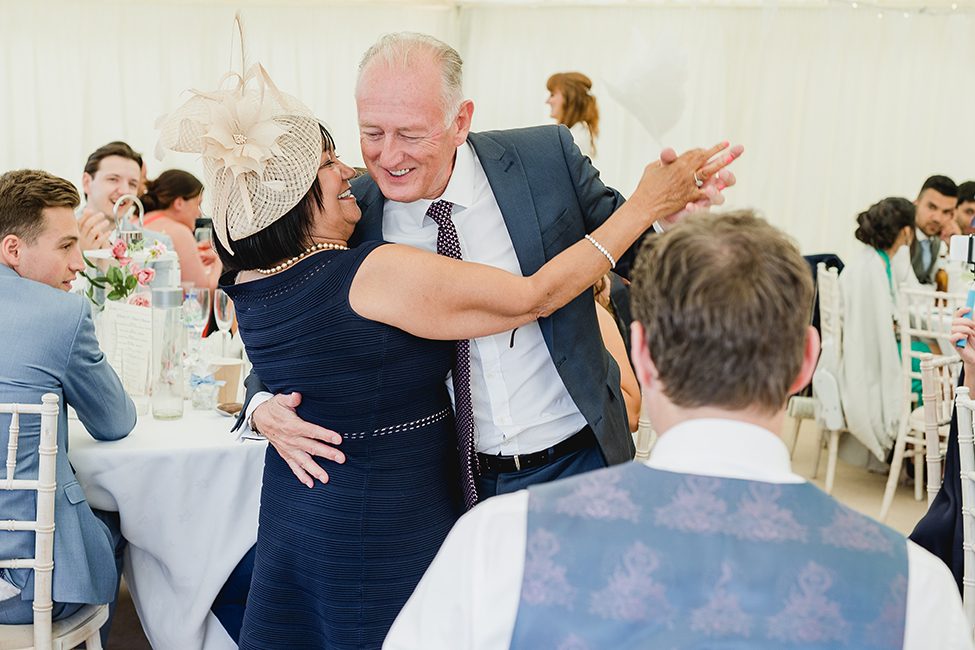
812,430,826,479
785,414,802,459
914,445,925,502
825,430,840,495
83,630,104,650
880,431,909,523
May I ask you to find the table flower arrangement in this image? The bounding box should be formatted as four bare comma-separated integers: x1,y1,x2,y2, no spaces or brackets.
81,239,165,307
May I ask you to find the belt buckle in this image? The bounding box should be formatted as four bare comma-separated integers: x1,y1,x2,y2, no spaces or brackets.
513,455,521,471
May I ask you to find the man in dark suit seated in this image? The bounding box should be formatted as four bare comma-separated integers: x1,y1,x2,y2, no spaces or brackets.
911,175,957,285
385,212,971,650
0,169,136,645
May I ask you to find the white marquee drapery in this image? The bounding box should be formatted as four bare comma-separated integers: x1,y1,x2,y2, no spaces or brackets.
2,0,974,263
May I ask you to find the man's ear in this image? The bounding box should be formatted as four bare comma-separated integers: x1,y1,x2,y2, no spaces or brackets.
786,325,821,396
81,172,92,199
630,322,658,392
1,234,22,270
452,100,475,146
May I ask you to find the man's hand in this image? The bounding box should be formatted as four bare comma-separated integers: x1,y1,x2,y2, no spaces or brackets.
77,208,113,250
940,217,962,247
252,392,345,488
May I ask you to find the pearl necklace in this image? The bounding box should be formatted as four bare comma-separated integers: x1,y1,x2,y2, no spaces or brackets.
255,242,350,275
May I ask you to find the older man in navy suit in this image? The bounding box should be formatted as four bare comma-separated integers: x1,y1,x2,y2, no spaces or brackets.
0,169,136,645
241,32,738,499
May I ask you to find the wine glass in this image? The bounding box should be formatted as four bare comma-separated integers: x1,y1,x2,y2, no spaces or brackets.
214,288,235,357
183,287,212,356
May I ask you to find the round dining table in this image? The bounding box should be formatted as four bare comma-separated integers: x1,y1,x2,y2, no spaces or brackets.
68,403,266,650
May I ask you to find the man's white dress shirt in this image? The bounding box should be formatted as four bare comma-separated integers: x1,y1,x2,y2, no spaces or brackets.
248,142,590,456
384,419,974,650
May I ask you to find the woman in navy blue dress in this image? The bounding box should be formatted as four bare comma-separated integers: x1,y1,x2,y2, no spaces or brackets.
158,49,733,650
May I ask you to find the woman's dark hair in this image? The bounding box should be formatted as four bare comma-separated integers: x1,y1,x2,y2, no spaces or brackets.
142,169,203,212
855,197,915,250
215,124,335,273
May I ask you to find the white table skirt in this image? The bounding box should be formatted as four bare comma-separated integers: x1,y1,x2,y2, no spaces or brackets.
68,404,266,650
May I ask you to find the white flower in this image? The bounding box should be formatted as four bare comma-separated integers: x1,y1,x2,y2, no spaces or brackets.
201,90,287,179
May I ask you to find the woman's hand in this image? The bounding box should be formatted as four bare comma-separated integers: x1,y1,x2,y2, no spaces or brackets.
630,142,744,229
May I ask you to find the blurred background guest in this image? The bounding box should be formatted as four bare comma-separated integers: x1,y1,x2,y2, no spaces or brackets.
593,274,640,432
546,72,599,160
910,175,957,286
77,141,172,253
141,169,221,293
955,181,975,236
837,197,917,473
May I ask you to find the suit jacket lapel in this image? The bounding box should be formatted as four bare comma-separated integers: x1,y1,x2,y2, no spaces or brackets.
468,132,546,276
349,174,385,246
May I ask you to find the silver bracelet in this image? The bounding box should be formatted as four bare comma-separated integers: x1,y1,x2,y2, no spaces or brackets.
585,234,616,269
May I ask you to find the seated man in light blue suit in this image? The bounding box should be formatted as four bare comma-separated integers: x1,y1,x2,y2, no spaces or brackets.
0,169,136,645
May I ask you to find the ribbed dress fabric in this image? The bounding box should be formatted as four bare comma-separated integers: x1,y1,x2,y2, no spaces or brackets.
222,241,461,649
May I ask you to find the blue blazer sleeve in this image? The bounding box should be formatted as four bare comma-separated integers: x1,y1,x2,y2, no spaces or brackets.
62,298,136,440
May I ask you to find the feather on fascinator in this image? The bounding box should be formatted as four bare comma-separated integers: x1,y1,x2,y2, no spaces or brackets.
155,11,322,254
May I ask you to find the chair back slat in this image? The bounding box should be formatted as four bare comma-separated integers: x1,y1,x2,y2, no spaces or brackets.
5,405,18,490
634,390,654,462
955,386,975,633
817,263,841,362
922,354,963,506
0,394,59,649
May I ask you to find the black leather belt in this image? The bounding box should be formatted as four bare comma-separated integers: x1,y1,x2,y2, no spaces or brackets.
476,426,596,474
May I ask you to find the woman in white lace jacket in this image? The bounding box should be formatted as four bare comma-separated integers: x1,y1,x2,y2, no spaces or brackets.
838,197,916,470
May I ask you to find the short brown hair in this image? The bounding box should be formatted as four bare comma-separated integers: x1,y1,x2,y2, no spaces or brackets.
0,169,80,244
83,141,142,177
630,211,814,413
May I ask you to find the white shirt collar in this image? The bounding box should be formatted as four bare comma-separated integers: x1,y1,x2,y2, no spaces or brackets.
385,141,476,227
645,418,805,484
916,227,936,243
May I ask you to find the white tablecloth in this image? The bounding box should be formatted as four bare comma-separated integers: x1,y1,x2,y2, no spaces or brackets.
68,405,266,650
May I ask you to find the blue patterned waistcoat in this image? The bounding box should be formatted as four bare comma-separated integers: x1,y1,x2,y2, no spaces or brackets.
509,463,909,650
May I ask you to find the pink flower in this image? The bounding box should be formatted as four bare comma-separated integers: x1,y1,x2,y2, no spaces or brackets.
127,292,152,308
111,240,132,265
149,242,167,257
136,267,156,287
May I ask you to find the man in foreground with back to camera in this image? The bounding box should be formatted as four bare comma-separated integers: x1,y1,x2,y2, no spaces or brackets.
384,211,972,650
0,169,136,645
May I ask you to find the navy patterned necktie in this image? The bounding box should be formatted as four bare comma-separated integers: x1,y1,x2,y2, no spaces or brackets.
426,199,479,511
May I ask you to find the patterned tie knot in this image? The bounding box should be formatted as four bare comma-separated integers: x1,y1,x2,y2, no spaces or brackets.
426,200,461,261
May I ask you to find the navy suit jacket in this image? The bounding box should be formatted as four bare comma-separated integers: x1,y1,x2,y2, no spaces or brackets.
0,265,136,606
350,125,639,465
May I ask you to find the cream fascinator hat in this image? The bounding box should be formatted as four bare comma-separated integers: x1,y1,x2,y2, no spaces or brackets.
155,12,323,255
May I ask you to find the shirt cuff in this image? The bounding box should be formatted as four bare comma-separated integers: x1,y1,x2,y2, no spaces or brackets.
235,392,272,442
653,220,665,234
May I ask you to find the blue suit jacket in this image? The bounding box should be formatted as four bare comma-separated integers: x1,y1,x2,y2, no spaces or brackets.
350,125,639,465
0,265,136,606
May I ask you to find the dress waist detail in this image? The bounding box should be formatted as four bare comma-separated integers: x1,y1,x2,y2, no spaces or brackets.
341,407,452,441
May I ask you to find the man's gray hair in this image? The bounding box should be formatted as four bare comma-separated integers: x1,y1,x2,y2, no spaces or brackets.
355,32,465,129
